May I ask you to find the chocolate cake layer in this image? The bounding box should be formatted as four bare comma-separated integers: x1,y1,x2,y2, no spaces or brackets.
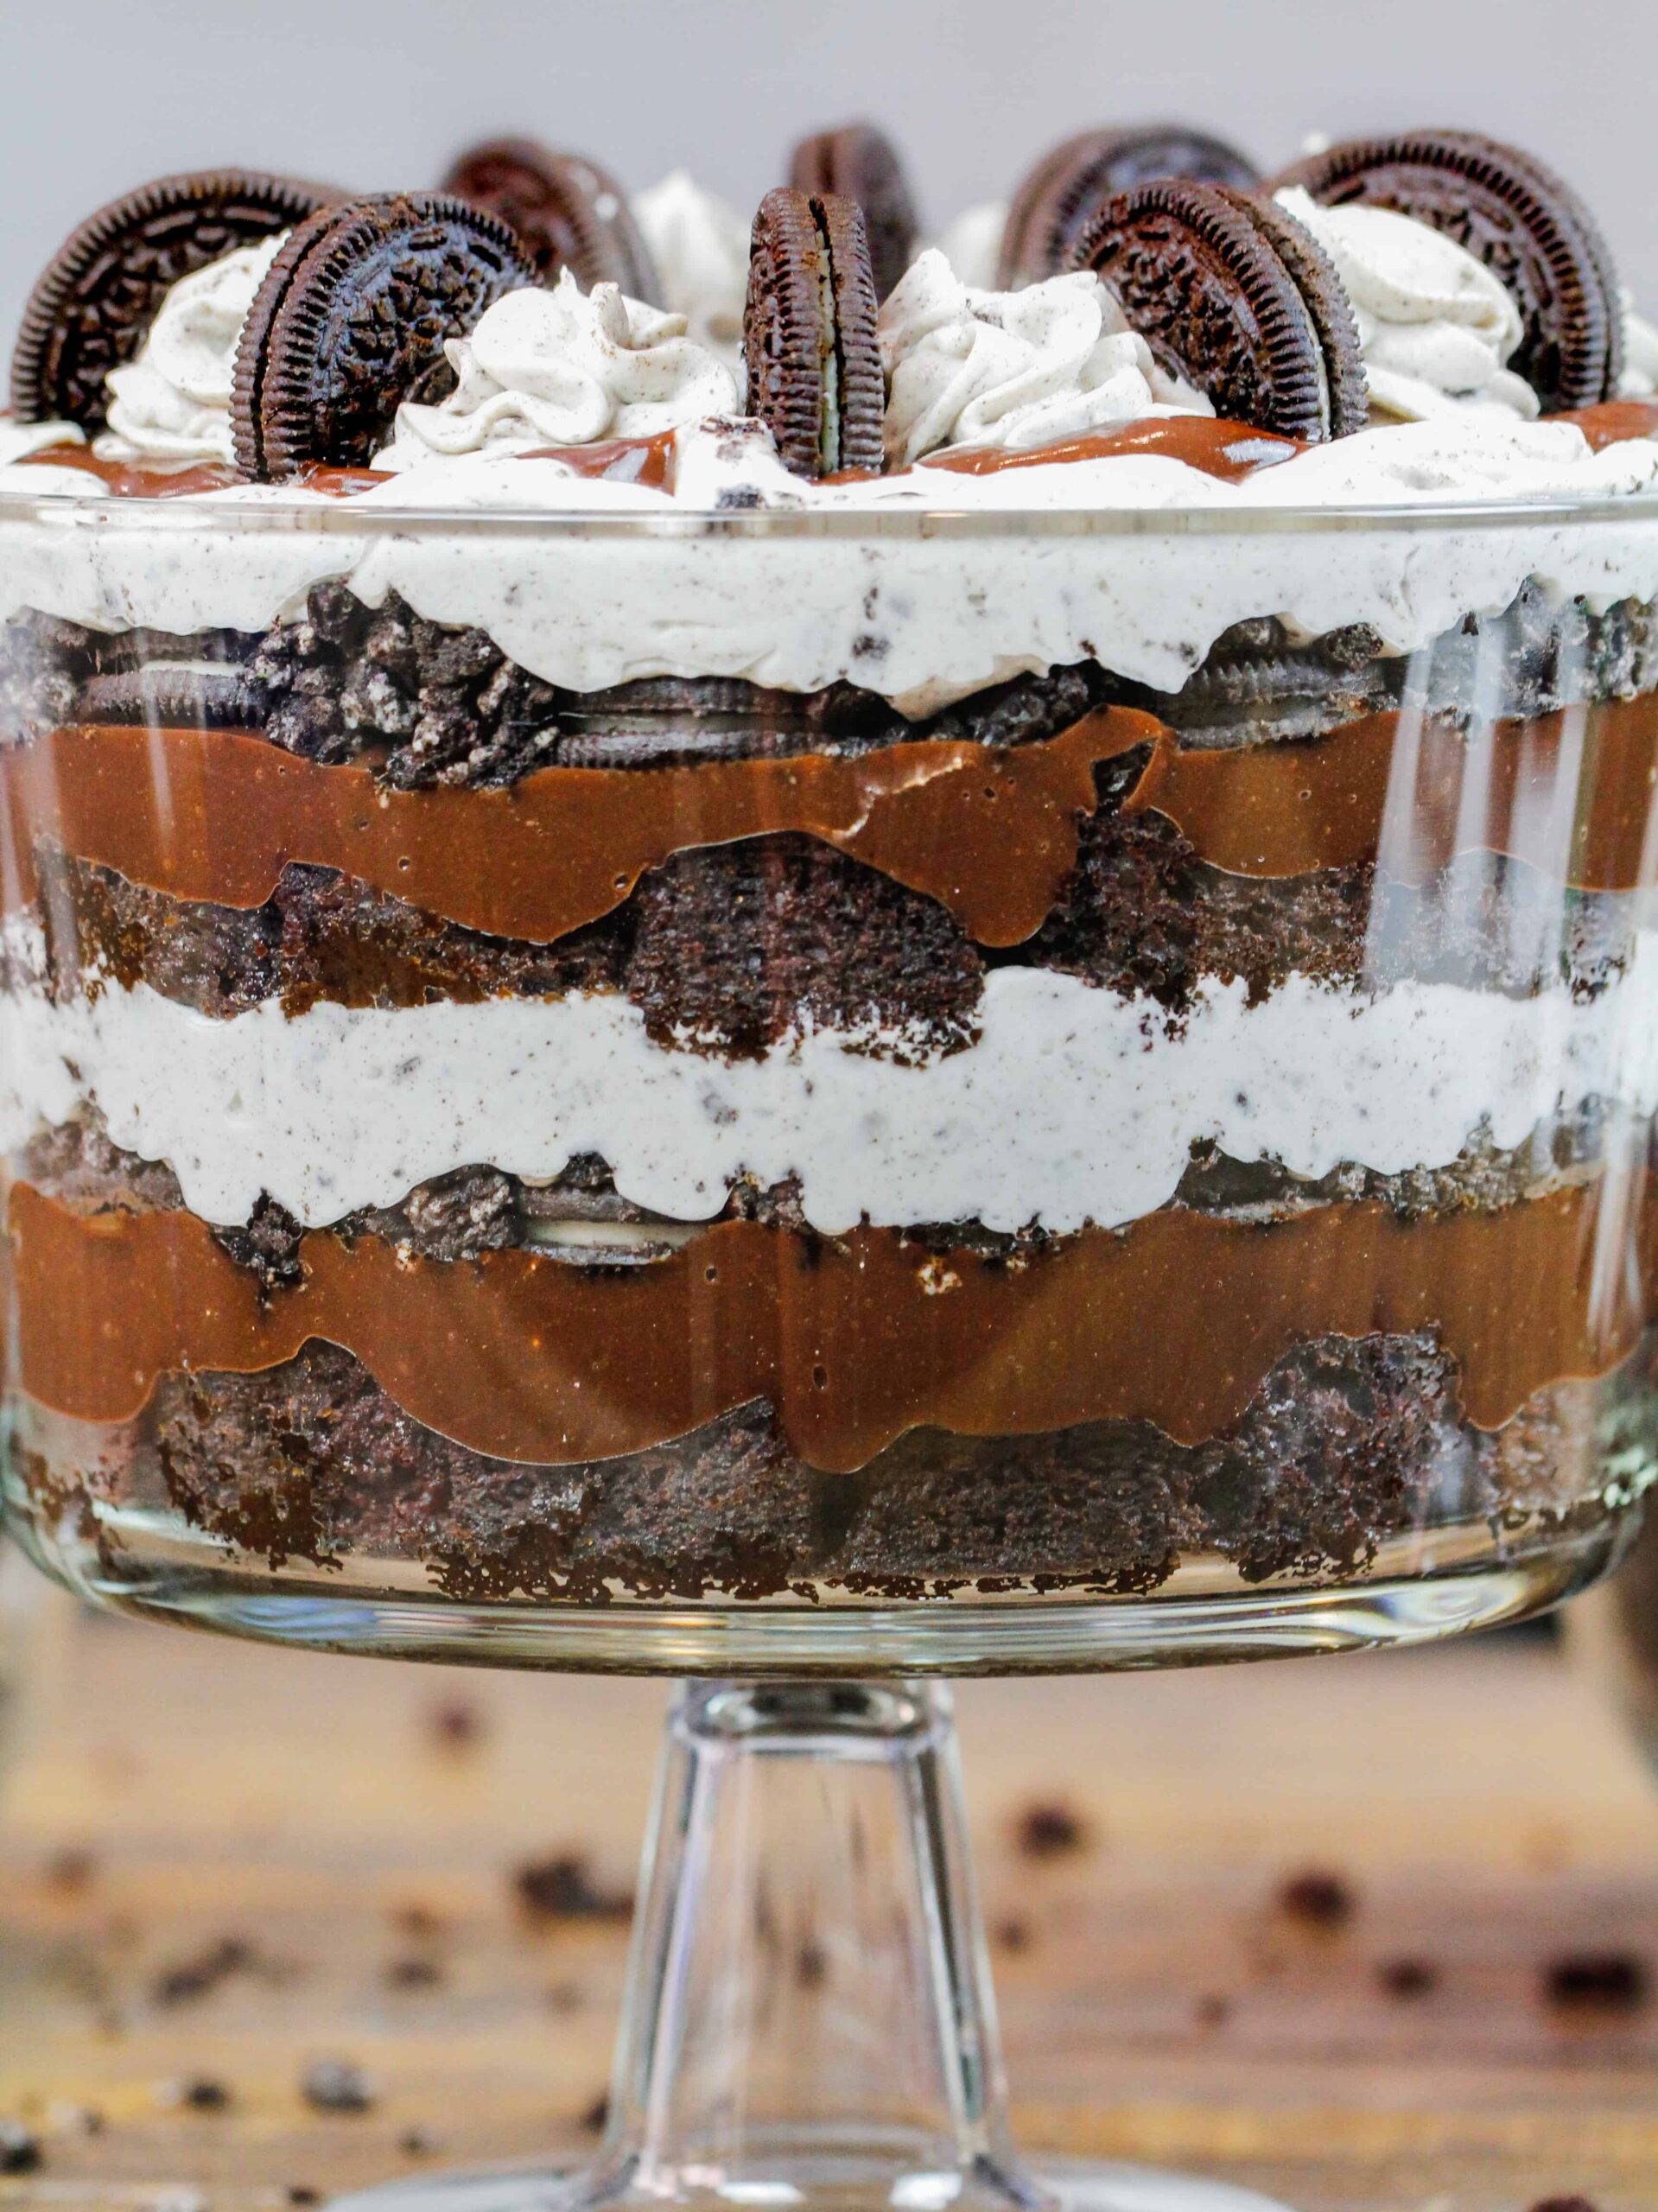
13,1325,1650,1603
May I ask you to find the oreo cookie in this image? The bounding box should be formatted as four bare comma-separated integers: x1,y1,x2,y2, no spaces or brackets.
789,124,919,301
744,188,885,479
11,170,337,435
231,194,537,480
1070,180,1367,441
1271,131,1622,411
999,126,1259,288
77,665,254,728
442,139,661,301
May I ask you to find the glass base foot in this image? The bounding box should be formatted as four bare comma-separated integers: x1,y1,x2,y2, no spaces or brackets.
327,2161,1292,2212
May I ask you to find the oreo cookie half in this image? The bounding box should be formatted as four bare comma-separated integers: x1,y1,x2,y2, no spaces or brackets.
232,194,537,480
1271,130,1622,410
77,665,254,728
11,170,338,435
442,138,661,301
789,124,919,301
744,188,885,479
1070,180,1368,442
999,126,1260,288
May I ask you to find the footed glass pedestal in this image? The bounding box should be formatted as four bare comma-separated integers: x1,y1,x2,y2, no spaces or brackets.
333,1679,1286,2212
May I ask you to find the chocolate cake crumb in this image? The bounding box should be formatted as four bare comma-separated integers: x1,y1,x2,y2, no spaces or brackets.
399,2129,439,2157
514,1853,633,1922
181,2078,231,2111
1194,1993,1231,2026
1013,1802,1089,1859
0,2124,42,2176
287,2189,321,2206
301,2057,376,2113
993,1917,1033,1954
1528,2197,1600,2212
578,2094,609,2136
1277,1869,1356,1928
1541,1952,1650,2011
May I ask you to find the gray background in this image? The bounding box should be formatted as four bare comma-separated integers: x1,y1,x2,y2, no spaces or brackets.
2,0,1654,342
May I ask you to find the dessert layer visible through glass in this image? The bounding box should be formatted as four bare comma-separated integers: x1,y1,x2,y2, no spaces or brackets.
3,492,1656,1671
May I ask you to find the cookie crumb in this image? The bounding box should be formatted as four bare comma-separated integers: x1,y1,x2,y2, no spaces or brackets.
1277,1868,1356,1928
387,1955,443,1989
579,2094,609,2135
301,2058,376,2114
1378,1956,1438,1999
429,1698,481,1749
181,2078,231,2111
0,2124,42,2176
1013,1802,1089,1859
44,1847,97,1893
1542,1953,1649,2011
152,1936,254,2005
993,1916,1032,1954
514,1853,632,1921
1194,1993,1230,2026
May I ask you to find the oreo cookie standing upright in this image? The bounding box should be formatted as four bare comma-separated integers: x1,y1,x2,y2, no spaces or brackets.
232,194,538,481
789,124,920,302
1070,179,1368,442
1271,130,1622,410
442,139,662,302
999,125,1259,288
11,170,339,436
744,188,885,480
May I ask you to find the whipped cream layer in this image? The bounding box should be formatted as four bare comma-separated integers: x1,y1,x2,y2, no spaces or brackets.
1274,188,1539,423
3,412,1658,715
6,934,1658,1233
98,234,288,466
376,274,740,467
878,251,1209,465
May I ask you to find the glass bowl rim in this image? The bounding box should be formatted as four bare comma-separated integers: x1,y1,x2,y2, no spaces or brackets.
4,486,1658,538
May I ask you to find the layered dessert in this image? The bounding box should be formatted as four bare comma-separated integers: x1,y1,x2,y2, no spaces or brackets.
3,128,1658,1611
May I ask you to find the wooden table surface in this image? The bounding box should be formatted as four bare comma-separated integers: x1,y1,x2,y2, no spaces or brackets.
3,1593,1657,2212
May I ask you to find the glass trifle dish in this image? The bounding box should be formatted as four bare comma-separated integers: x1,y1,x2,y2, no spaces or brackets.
3,121,1658,2212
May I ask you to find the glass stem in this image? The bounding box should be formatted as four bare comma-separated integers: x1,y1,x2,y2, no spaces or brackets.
589,1680,1051,2212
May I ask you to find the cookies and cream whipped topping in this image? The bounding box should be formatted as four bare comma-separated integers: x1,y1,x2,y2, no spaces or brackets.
631,171,752,378
1274,186,1539,423
98,234,287,465
374,273,740,469
878,249,1210,467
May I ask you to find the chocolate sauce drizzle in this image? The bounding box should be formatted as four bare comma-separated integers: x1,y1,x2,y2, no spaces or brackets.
9,1169,1654,1471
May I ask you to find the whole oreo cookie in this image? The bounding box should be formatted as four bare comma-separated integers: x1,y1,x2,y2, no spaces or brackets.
999,126,1259,288
11,170,338,435
1070,180,1368,441
789,124,919,301
442,138,661,301
232,194,537,480
744,188,885,479
1271,130,1622,410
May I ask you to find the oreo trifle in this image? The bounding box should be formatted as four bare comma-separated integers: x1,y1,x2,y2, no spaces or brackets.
3,130,1658,1616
